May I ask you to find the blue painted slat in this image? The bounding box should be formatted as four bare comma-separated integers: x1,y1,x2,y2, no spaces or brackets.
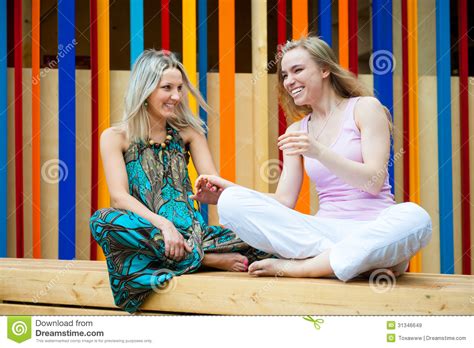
198,0,208,223
318,0,332,46
0,0,7,257
130,0,144,67
372,0,394,194
58,0,76,260
436,0,454,274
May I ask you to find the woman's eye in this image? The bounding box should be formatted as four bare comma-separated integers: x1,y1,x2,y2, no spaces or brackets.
295,68,302,73
282,75,287,80
162,85,171,90
177,86,183,92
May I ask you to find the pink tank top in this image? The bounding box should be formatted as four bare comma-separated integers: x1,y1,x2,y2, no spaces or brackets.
301,97,395,221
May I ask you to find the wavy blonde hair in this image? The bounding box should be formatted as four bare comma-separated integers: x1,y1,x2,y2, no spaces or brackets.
276,36,392,132
122,49,209,142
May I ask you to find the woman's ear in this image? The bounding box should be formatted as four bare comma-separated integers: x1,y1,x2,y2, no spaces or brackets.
321,68,330,79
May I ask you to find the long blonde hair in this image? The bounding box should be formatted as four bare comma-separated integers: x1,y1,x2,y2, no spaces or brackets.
277,36,392,132
122,49,209,142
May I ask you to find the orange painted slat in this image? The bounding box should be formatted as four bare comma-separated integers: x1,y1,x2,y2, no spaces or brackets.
218,0,235,182
292,0,310,214
96,0,110,260
292,0,307,39
338,0,349,69
32,0,41,258
407,0,421,272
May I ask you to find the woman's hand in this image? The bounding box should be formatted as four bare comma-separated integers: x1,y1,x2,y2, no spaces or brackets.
190,175,235,205
277,131,322,159
154,217,192,261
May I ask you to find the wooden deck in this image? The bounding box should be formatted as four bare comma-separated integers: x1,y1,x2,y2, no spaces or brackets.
0,258,472,315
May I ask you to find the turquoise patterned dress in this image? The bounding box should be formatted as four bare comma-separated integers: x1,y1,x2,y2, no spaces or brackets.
90,125,269,313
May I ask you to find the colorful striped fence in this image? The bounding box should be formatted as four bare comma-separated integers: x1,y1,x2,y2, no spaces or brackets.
1,2,472,276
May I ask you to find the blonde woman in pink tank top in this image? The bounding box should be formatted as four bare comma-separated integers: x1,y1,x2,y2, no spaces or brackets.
191,37,432,282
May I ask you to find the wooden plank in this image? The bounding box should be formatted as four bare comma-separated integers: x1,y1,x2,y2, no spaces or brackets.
1,259,472,315
0,303,130,316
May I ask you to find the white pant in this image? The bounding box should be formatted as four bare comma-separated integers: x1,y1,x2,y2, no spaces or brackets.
217,186,432,281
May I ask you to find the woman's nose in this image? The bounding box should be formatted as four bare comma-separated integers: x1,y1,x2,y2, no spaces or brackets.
171,92,180,101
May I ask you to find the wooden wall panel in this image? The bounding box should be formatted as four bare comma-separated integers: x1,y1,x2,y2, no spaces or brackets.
21,69,32,259
418,76,440,274
235,73,255,189
267,74,279,194
75,70,92,260
206,73,220,226
39,69,59,260
7,69,16,257
392,0,404,204
450,78,463,274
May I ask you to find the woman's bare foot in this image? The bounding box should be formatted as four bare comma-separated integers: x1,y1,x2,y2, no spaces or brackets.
202,253,249,272
249,250,334,278
248,259,294,277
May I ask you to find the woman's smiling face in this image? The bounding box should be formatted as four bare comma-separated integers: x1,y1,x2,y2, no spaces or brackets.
281,47,328,106
147,68,183,119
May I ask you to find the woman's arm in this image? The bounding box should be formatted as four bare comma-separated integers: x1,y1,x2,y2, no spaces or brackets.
272,122,305,208
181,127,219,176
100,128,191,260
278,97,391,195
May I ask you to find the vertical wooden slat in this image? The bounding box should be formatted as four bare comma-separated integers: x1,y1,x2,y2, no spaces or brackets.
292,0,307,39
292,0,310,214
372,0,394,193
401,0,410,203
252,0,268,192
97,0,110,261
218,0,235,182
90,0,99,260
58,0,76,260
13,0,24,258
31,0,41,258
162,0,170,50
348,0,358,75
130,0,144,67
458,0,471,275
318,0,332,46
0,0,6,257
183,0,199,209
338,0,349,69
277,0,286,166
407,0,422,272
435,0,454,274
198,0,208,223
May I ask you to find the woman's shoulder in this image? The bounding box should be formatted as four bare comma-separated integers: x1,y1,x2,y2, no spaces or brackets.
286,116,309,133
101,126,129,152
354,96,386,129
178,125,205,145
355,96,383,110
